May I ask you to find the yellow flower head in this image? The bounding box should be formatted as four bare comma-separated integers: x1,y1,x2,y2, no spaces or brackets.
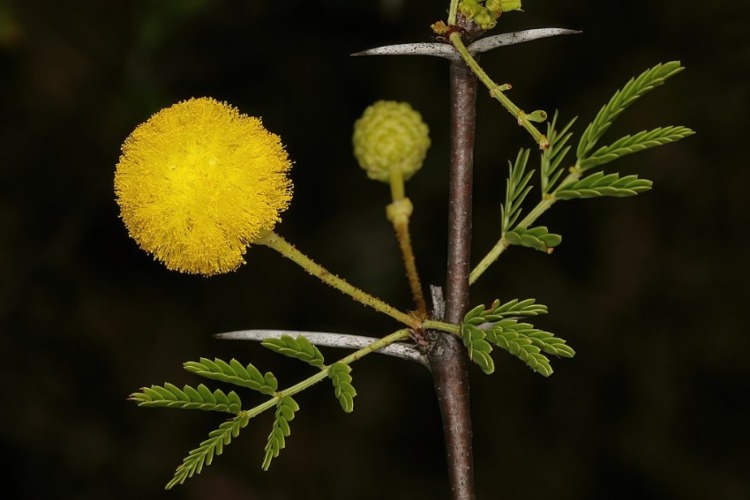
115,97,293,276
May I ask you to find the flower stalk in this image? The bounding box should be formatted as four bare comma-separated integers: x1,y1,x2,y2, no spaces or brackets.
257,231,421,329
387,167,428,317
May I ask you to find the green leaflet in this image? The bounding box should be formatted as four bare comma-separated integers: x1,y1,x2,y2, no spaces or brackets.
464,303,487,323
166,413,251,489
262,334,326,369
329,362,357,413
130,383,242,414
555,172,652,199
505,226,562,253
262,396,300,470
184,358,278,395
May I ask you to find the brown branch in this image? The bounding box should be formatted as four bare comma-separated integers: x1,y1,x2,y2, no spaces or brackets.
427,58,477,500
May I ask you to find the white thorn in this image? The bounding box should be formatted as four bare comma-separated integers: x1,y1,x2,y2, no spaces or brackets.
216,329,429,367
467,28,581,55
352,42,460,61
351,28,580,61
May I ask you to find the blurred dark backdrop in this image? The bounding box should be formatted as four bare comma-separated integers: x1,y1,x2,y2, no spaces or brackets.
1,0,748,498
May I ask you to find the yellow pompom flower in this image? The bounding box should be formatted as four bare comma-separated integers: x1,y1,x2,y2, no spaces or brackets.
115,97,293,276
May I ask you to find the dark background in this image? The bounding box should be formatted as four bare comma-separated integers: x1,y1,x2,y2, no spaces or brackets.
1,0,748,498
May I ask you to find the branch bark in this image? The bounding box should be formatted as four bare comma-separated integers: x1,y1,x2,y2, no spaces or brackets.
427,58,477,500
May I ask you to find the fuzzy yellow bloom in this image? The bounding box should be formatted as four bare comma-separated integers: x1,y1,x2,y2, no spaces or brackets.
115,97,292,276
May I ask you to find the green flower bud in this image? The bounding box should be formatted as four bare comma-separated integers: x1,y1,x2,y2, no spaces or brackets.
486,0,503,14
501,0,522,12
473,8,497,30
458,0,482,18
487,0,522,16
353,101,431,183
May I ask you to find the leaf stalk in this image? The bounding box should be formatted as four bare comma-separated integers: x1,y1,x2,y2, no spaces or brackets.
449,32,549,149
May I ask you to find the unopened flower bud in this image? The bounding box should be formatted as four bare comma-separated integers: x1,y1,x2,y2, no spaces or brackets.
501,0,523,12
353,101,431,183
473,8,497,30
458,0,483,18
486,0,503,14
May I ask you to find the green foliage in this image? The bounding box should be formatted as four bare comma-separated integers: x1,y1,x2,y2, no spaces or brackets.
262,396,300,470
329,362,357,413
130,383,242,413
477,64,692,287
541,112,576,194
501,148,534,233
555,172,652,199
262,334,326,369
461,300,573,376
505,226,562,253
578,126,694,171
577,61,685,160
166,413,251,489
135,332,383,488
184,357,278,395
